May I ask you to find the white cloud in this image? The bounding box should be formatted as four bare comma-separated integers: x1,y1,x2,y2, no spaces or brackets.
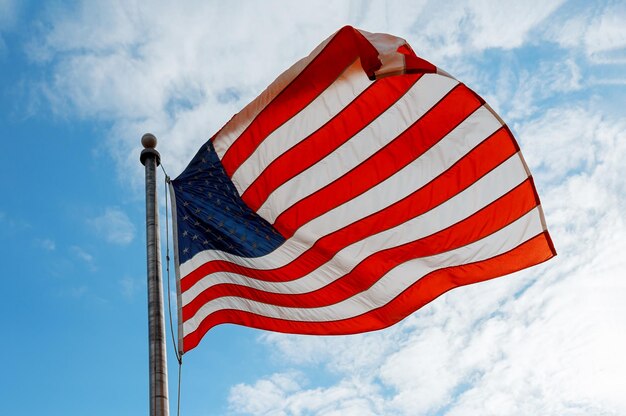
0,0,17,30
472,58,583,122
88,206,135,245
583,4,626,56
0,210,31,230
467,0,565,50
401,0,563,61
70,245,96,271
229,372,302,415
229,372,385,416
0,0,19,55
35,238,56,251
67,285,88,299
29,1,360,184
27,0,571,186
546,2,626,63
516,107,603,186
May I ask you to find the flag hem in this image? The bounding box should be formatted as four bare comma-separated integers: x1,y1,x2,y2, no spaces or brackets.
168,180,185,357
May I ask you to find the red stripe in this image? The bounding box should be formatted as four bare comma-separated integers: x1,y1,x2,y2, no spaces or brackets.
273,83,483,236
182,179,538,319
219,26,381,176
182,231,556,352
397,43,437,74
180,126,517,292
241,74,422,211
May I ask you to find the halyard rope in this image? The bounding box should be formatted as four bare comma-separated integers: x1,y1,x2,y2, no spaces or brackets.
161,163,182,416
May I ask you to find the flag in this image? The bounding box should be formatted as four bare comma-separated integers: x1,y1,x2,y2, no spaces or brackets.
170,26,556,354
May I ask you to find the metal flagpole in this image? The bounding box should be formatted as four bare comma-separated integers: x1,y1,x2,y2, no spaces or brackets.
140,133,170,416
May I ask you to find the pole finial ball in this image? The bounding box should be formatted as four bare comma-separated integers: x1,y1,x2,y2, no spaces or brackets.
141,133,158,149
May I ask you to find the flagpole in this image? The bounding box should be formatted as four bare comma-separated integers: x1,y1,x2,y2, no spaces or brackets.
140,133,170,416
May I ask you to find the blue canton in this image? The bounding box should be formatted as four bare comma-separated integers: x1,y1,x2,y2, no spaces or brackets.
171,140,285,263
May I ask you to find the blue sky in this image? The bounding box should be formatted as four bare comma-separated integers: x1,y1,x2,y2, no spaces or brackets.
1,1,625,415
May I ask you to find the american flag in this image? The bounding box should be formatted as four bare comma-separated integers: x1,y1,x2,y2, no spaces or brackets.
170,26,556,354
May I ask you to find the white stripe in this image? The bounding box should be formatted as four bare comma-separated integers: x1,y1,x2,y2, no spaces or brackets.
256,73,459,224
181,152,528,306
179,105,501,277
230,60,371,194
358,29,408,78
183,206,544,334
212,33,334,159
